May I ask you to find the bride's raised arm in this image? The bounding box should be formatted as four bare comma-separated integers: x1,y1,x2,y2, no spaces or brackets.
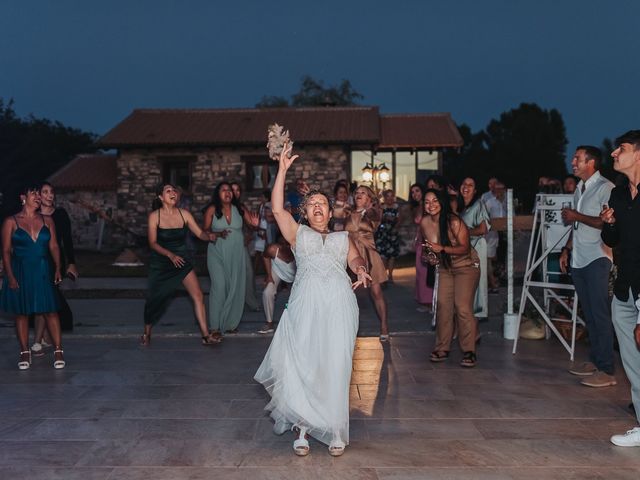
271,141,300,246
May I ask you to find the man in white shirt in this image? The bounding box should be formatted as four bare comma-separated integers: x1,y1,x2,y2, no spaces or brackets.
559,146,615,387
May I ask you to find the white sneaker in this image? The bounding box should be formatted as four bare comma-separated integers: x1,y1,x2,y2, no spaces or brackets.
611,427,640,447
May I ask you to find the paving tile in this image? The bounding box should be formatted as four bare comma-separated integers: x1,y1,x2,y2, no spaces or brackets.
4,418,148,441
140,419,257,440
77,439,251,467
0,440,95,466
365,419,483,440
0,418,44,439
375,467,512,479
473,419,600,440
106,466,379,480
68,371,160,386
168,384,267,400
122,399,231,419
0,466,113,479
357,383,454,400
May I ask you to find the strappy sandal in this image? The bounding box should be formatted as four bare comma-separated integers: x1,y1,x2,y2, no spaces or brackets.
430,350,449,363
140,333,150,346
202,333,222,346
18,350,31,370
328,440,345,457
53,349,65,369
292,426,309,456
460,351,476,368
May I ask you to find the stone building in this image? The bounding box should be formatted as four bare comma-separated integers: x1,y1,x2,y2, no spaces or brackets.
52,106,462,250
47,153,120,250
50,107,462,249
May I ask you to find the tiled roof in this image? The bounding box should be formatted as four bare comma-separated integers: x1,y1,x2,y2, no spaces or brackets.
379,113,463,148
97,107,381,148
48,154,117,190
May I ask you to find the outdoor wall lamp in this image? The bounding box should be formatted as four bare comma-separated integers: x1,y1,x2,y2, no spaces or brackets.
361,161,391,193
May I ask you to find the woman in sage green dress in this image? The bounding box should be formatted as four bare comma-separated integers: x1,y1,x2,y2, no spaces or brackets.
457,177,491,321
141,183,220,346
203,182,259,335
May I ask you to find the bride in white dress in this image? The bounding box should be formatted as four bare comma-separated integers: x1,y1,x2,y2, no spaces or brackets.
254,141,371,457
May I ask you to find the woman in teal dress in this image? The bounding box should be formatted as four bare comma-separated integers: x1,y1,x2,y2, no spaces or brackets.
141,183,220,346
1,184,65,370
203,182,259,335
457,177,491,321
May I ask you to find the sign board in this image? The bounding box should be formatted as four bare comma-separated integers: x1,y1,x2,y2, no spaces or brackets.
537,194,573,252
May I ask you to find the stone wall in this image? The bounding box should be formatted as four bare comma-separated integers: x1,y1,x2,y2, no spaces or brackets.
55,190,121,251
115,146,351,242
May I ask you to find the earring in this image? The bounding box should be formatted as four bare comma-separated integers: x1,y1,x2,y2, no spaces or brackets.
21,199,25,206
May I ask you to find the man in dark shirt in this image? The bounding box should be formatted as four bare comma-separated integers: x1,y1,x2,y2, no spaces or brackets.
601,129,640,447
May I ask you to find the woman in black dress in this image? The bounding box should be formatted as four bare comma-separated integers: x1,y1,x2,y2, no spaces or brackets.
141,183,221,346
31,181,76,355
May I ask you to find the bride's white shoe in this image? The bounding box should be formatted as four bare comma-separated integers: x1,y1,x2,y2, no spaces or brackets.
292,426,310,456
328,439,345,457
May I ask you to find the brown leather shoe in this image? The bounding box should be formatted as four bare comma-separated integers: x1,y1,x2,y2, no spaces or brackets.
580,371,617,388
568,361,597,376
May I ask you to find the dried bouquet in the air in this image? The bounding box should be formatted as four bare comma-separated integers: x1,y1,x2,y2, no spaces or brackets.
267,123,293,161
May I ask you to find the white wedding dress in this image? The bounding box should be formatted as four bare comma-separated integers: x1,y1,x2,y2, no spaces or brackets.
254,225,359,446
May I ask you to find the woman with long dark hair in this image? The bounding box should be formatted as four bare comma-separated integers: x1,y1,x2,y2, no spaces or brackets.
31,181,76,355
203,182,259,335
421,188,480,367
1,183,65,369
142,183,220,346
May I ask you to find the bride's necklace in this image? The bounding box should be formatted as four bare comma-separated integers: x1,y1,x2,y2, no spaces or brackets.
223,207,232,222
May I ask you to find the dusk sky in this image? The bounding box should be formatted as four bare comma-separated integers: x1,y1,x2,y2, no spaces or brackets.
2,0,639,162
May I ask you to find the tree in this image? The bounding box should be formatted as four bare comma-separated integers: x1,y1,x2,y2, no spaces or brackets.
443,103,568,210
0,98,97,217
256,75,364,108
598,137,620,183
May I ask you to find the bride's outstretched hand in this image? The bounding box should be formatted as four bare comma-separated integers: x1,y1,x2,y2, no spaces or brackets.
352,271,372,290
279,141,299,171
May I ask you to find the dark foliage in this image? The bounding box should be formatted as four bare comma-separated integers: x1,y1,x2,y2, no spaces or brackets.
0,98,97,217
256,75,364,108
444,103,569,211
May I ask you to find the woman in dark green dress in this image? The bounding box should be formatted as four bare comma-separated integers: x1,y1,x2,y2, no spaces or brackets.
1,184,65,370
141,183,221,346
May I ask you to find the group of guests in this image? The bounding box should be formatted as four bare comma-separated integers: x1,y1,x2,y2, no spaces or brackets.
6,131,640,455
552,132,640,448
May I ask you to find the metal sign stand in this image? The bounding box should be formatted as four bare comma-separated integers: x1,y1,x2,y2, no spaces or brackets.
512,194,584,360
